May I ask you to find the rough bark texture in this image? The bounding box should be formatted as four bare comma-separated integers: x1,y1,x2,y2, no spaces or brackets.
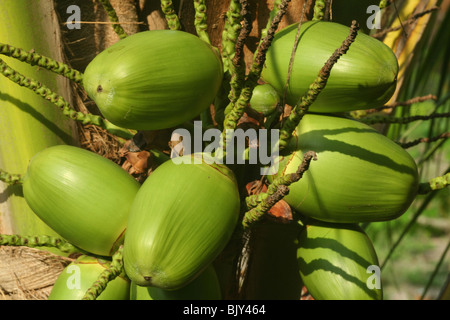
0,247,72,300
56,0,312,73
56,0,141,73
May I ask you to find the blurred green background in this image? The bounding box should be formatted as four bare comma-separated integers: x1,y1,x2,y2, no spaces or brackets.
364,0,449,300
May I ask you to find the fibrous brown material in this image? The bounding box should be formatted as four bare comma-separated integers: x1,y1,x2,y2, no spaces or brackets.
0,247,72,300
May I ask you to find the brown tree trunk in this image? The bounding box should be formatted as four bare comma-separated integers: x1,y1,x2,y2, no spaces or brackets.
56,0,312,74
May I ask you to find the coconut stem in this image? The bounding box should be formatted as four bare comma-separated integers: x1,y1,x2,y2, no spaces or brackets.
281,0,308,109
224,0,251,117
242,151,317,228
312,0,326,21
82,245,124,300
193,0,211,45
0,42,83,83
397,132,450,149
278,20,360,151
384,94,438,109
379,0,391,10
0,234,80,254
0,58,134,140
212,0,244,127
0,169,23,185
351,94,438,119
98,0,128,39
160,0,181,30
221,0,243,74
222,0,291,156
259,0,285,42
418,172,450,195
359,112,450,125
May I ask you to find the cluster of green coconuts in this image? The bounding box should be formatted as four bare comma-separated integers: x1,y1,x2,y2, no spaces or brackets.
20,20,420,300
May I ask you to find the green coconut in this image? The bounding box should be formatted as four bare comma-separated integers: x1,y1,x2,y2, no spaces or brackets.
267,114,419,223
297,221,382,300
49,255,130,300
261,20,398,112
123,153,240,290
22,145,140,256
82,30,223,130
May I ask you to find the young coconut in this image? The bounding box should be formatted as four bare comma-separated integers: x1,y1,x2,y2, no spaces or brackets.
123,153,240,290
249,83,281,116
22,145,140,256
297,221,383,300
82,30,223,130
261,20,398,112
267,114,419,223
48,255,130,300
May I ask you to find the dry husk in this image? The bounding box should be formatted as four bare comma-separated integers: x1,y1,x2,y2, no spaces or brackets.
0,246,72,300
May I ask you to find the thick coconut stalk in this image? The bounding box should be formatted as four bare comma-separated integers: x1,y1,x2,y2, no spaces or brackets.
0,1,78,241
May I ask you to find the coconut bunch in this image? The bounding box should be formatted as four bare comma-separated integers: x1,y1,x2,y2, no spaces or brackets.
0,0,446,301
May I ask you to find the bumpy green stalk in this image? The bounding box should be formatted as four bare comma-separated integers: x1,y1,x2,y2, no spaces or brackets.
0,58,134,140
193,0,211,45
0,234,80,254
0,42,83,83
218,0,253,128
418,172,450,195
428,173,450,191
221,0,242,74
82,246,124,300
242,151,317,228
0,169,22,185
214,0,245,130
351,95,438,119
385,94,438,109
281,2,308,108
312,0,326,21
160,0,181,30
259,0,283,43
222,0,291,156
98,0,128,39
224,0,251,116
278,20,360,151
227,0,291,123
379,0,390,10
